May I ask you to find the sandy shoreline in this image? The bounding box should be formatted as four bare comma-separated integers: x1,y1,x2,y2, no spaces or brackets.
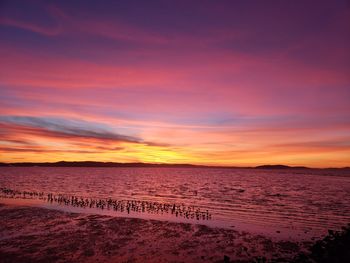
0,203,314,263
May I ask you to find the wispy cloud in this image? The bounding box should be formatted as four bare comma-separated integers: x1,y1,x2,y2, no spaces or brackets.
0,147,101,154
0,16,62,36
0,116,140,143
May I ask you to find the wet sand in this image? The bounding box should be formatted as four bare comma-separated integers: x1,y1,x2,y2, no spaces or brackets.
0,203,313,263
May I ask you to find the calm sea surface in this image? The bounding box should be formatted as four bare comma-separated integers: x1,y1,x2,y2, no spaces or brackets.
1,167,349,239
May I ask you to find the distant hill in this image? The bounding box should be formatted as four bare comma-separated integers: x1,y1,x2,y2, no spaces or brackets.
255,164,308,169
0,161,348,170
0,161,217,168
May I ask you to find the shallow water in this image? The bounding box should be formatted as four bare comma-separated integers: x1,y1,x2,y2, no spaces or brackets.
0,167,349,239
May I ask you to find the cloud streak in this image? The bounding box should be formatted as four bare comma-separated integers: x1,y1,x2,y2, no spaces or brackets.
0,116,140,143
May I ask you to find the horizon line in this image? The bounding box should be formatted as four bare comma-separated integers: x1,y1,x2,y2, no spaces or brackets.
0,161,349,170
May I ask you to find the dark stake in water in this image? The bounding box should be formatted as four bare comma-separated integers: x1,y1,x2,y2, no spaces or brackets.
0,187,212,221
0,167,349,240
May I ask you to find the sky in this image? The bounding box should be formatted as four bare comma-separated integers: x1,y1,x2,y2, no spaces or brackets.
0,0,349,167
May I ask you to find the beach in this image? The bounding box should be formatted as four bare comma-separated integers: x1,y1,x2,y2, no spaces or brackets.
1,166,349,262
0,203,312,263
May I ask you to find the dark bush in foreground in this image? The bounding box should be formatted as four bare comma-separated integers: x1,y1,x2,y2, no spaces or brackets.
294,224,350,263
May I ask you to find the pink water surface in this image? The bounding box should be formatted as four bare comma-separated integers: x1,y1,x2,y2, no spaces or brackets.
0,167,349,239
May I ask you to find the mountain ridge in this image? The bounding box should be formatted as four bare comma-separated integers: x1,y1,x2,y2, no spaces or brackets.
0,161,349,170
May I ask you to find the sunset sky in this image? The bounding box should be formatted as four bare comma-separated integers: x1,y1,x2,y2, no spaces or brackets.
0,0,349,167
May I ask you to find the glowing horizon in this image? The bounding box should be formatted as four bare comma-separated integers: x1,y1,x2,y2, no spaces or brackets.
0,1,349,168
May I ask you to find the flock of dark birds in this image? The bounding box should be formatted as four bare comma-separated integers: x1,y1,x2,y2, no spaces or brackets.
0,187,212,221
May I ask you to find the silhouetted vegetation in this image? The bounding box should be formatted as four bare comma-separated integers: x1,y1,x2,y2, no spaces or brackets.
294,224,350,262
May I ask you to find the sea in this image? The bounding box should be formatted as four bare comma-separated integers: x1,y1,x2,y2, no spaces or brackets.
1,167,349,240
